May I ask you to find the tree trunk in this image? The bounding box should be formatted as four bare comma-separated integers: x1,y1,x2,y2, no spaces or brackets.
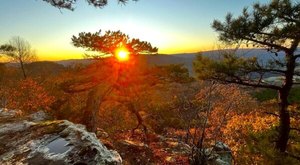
84,89,100,132
276,89,290,152
83,86,113,132
132,110,148,135
275,53,295,152
128,103,148,136
20,60,27,79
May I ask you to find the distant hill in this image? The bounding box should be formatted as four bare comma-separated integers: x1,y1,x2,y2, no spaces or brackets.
25,61,66,77
55,59,94,67
5,48,298,78
142,49,286,75
51,49,298,76
142,54,195,75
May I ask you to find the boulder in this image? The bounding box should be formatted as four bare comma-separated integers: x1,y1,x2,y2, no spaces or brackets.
163,138,191,155
207,141,232,165
190,141,232,165
0,109,122,165
115,140,153,164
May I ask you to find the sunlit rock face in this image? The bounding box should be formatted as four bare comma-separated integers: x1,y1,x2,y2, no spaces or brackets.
0,109,122,165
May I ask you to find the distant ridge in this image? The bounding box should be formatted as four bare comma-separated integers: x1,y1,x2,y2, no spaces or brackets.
52,48,299,76
55,59,95,67
5,48,298,77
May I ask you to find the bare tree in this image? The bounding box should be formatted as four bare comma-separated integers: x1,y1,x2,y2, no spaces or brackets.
0,37,36,79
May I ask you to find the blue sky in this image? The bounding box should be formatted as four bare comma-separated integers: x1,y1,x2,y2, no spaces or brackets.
0,0,268,60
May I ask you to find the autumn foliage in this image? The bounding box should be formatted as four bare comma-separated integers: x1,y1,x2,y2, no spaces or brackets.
0,78,54,113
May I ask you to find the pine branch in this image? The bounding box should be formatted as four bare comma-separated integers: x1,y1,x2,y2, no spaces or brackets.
211,76,281,90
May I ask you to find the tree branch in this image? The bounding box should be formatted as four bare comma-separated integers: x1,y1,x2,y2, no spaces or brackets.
254,31,295,39
212,77,281,90
252,68,286,74
263,111,279,117
290,127,300,132
243,36,289,52
285,151,300,161
61,82,98,93
294,54,300,59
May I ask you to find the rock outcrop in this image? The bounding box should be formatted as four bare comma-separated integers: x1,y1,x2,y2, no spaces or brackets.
207,141,232,165
0,109,122,165
116,140,153,165
190,141,232,165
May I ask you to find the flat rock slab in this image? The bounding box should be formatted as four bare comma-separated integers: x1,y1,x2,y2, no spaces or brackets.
0,109,122,165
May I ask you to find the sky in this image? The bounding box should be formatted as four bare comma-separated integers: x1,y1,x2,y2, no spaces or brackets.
0,0,269,60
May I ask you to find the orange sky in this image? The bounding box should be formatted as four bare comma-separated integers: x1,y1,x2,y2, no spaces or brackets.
0,0,268,61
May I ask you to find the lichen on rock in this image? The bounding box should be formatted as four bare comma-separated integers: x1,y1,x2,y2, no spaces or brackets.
0,109,122,165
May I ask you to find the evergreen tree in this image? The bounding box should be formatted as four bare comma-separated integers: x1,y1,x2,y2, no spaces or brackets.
194,0,300,152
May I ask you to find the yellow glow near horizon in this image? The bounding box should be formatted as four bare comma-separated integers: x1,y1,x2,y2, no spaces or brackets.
116,49,129,62
33,33,211,61
33,42,209,61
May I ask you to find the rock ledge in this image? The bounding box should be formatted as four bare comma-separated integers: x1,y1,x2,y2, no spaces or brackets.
0,109,122,165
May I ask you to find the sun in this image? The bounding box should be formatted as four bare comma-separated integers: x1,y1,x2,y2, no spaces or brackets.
116,48,129,62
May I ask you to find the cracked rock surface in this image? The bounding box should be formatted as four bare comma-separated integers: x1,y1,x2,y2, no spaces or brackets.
0,109,122,165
